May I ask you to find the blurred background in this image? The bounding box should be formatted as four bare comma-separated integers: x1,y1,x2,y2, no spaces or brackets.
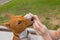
0,0,60,30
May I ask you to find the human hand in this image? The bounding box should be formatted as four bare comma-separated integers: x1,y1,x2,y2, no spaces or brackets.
29,13,48,36
29,13,52,40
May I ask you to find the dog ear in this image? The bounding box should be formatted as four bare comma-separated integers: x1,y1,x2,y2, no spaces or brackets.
2,22,10,27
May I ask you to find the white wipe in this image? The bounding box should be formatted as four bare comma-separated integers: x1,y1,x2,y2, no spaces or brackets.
24,14,33,20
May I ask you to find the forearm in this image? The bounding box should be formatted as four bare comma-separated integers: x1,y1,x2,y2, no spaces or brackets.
48,29,60,40
54,28,60,39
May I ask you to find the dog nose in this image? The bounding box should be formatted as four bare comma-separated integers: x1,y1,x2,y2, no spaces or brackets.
24,14,34,21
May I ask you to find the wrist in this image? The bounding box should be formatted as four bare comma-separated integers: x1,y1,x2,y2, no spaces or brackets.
43,32,49,36
42,30,49,36
43,33,52,40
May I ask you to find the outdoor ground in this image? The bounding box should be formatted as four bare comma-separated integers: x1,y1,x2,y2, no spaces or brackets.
0,0,60,30
0,0,11,5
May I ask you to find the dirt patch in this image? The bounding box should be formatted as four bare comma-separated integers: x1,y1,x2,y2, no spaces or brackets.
38,13,60,30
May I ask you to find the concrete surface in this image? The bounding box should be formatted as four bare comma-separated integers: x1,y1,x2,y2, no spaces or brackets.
0,0,11,5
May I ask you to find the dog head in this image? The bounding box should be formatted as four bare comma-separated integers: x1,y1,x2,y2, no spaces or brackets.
3,14,33,34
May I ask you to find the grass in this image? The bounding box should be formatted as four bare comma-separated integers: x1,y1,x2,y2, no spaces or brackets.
0,0,60,30
0,0,60,14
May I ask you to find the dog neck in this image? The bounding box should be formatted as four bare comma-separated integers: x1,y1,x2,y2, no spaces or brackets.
13,33,20,40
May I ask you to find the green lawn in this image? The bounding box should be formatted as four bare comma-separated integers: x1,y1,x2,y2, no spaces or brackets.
0,0,60,30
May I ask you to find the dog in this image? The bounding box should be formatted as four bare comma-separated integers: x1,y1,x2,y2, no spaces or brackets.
2,13,33,40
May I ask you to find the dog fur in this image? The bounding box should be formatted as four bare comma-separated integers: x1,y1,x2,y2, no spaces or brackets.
2,14,33,40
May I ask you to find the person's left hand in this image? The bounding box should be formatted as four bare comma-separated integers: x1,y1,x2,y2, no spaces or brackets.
29,13,48,36
33,15,48,36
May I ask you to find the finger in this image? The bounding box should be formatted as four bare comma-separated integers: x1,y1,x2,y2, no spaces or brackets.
29,13,34,17
34,19,47,30
29,13,41,25
29,13,40,21
33,21,44,33
34,21,46,33
34,19,43,28
33,23,47,36
33,15,40,21
33,23,42,35
33,19,47,33
33,15,46,29
35,29,41,35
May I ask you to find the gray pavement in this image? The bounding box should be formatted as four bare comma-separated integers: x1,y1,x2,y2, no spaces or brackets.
0,0,11,5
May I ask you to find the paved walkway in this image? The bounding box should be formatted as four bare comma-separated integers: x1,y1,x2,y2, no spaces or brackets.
0,0,11,5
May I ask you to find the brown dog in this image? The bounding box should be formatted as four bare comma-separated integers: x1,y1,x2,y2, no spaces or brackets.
2,14,33,40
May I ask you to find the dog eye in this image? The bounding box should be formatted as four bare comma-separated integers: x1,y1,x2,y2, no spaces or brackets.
18,21,22,24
